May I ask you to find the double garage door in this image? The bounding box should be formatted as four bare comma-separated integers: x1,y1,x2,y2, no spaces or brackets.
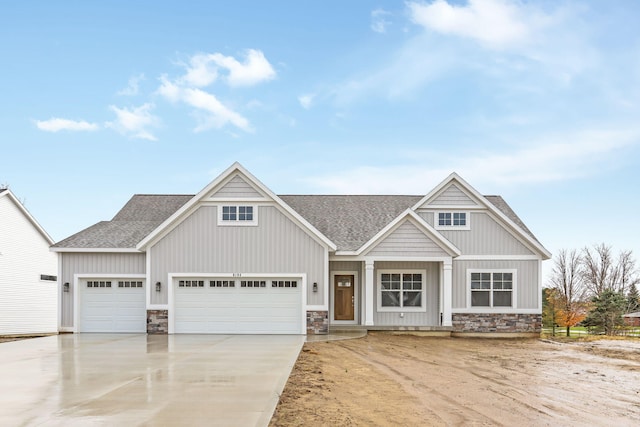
79,279,146,333
173,277,303,334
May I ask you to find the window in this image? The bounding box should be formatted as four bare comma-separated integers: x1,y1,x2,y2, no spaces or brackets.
241,280,266,288
178,280,204,287
219,205,257,225
272,280,297,288
87,281,111,288
470,271,514,308
378,270,426,311
210,280,235,288
118,281,143,288
435,211,469,229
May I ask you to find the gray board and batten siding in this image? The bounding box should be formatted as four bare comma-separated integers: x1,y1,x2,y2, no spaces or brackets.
364,220,450,257
451,259,540,310
418,211,536,256
374,261,440,326
60,252,146,328
149,205,326,306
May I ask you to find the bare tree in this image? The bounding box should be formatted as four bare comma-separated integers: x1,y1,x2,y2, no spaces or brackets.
548,249,587,336
581,244,640,297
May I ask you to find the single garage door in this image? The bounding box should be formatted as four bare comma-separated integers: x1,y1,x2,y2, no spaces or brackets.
174,277,303,334
79,279,146,333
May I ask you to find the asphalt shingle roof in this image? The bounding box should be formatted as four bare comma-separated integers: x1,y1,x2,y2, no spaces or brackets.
53,193,541,251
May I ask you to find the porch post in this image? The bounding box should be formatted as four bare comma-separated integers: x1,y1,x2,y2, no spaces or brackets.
365,259,374,326
442,258,453,327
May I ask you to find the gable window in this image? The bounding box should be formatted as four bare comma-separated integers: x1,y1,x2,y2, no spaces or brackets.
377,270,427,312
469,270,515,308
218,205,257,226
435,211,469,230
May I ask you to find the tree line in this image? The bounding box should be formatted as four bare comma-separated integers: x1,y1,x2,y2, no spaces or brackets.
544,243,640,336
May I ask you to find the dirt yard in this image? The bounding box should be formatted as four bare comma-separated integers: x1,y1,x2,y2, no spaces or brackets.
270,333,640,426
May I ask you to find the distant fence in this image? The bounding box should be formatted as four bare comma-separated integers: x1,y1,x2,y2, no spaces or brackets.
542,326,640,337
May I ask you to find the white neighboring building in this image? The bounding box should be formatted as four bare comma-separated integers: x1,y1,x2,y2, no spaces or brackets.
0,189,58,336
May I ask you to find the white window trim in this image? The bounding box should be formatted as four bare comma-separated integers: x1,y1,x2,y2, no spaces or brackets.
377,269,427,313
217,204,258,226
434,211,470,230
467,269,517,309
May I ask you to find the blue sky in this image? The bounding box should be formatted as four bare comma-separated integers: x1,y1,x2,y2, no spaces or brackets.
1,1,639,278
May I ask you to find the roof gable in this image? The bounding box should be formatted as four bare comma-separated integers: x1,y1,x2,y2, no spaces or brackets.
425,183,482,207
0,189,54,245
208,173,266,199
358,210,461,257
136,162,336,251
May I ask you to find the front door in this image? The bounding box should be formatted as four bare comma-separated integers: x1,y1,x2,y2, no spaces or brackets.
334,275,355,321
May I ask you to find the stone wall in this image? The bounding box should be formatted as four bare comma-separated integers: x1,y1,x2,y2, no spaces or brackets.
306,310,329,334
452,313,541,333
147,310,168,334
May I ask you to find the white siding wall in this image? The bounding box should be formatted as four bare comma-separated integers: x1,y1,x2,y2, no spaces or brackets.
419,211,535,255
451,259,539,310
365,221,449,257
428,184,478,206
150,205,326,306
373,261,440,326
209,174,263,198
0,196,57,335
60,253,146,328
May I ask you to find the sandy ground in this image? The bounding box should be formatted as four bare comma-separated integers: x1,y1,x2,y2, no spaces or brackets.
270,333,640,426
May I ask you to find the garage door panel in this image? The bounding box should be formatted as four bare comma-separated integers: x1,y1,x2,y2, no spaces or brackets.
80,279,146,333
174,277,303,334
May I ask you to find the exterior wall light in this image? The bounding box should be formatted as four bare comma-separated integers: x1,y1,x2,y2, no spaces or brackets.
63,282,70,292
312,282,318,292
155,282,161,292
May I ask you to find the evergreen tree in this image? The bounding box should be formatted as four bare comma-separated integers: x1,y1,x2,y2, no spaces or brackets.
627,283,640,313
583,290,627,335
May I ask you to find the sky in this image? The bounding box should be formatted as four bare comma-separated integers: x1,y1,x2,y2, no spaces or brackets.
1,0,639,281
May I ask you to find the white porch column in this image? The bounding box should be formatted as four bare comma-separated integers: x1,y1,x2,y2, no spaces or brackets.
365,260,375,326
442,259,453,327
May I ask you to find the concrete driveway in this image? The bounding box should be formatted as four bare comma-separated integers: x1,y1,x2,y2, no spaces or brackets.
0,334,304,426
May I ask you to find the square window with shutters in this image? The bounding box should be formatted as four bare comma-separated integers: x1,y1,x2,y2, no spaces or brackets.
469,270,514,308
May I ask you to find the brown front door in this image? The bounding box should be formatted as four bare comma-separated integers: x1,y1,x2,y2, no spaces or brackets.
334,275,355,321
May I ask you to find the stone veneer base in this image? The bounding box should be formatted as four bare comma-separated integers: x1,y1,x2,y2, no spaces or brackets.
306,310,329,335
147,310,168,334
452,313,542,333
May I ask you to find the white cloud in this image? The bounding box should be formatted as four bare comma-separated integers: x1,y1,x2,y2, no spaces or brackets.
106,103,159,141
408,0,534,50
209,49,276,87
303,127,640,193
177,49,276,88
298,94,315,109
157,76,251,132
117,73,145,96
182,88,251,132
35,118,99,132
371,8,391,33
181,54,218,87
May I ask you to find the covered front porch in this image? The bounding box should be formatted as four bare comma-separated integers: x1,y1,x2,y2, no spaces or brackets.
328,257,453,330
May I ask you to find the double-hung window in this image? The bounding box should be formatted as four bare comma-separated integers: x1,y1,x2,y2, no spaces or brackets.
378,270,426,312
218,205,257,225
469,270,515,308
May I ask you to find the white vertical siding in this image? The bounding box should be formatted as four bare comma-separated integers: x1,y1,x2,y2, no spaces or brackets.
150,205,326,306
419,211,535,255
209,174,263,198
365,221,449,257
60,253,145,328
0,196,58,335
451,259,540,310
428,184,478,206
373,261,440,326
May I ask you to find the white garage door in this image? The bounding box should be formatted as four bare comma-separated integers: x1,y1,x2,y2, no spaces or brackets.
79,279,146,333
174,277,303,334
